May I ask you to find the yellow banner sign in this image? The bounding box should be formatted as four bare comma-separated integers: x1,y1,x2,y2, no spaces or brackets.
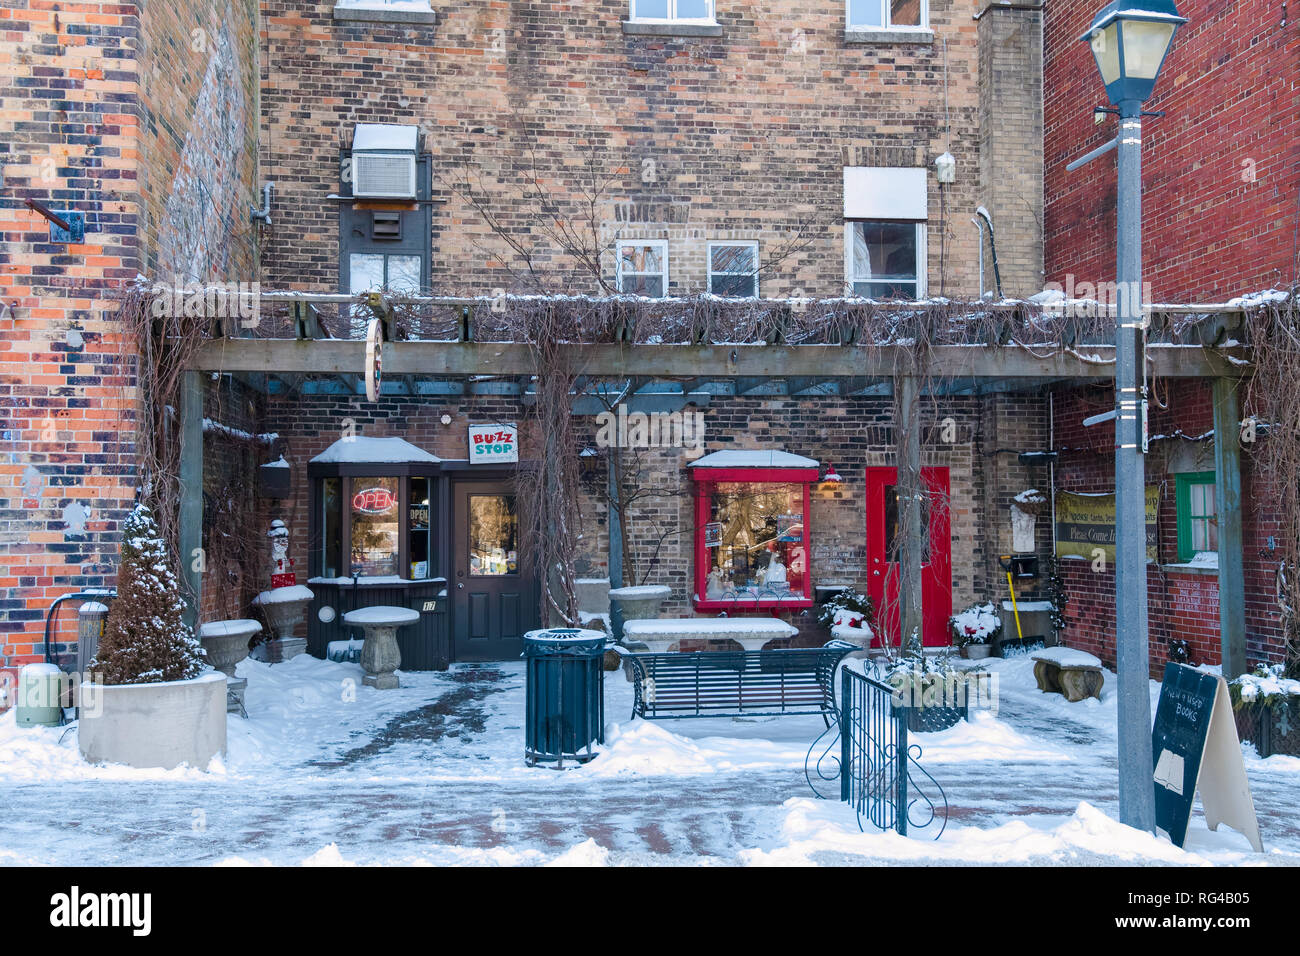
1054,487,1159,562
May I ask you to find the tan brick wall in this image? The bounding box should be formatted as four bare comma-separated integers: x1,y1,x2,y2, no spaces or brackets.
259,0,1012,298
977,4,1045,298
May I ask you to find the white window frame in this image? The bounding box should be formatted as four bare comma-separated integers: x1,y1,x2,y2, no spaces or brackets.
630,0,716,23
617,239,669,298
706,241,760,298
844,221,927,300
846,0,929,30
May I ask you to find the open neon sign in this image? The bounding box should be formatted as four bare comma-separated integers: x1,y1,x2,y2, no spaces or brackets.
352,486,396,514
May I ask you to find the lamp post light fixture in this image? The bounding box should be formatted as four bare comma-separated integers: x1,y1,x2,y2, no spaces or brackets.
1077,0,1186,834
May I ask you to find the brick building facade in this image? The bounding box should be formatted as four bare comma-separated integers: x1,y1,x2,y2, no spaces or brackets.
9,0,1281,685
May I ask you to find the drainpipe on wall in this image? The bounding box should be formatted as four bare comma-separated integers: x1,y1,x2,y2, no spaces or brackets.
250,182,274,225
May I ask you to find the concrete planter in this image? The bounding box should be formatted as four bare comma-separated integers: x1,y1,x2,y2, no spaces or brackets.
198,619,260,677
78,671,227,770
608,585,671,622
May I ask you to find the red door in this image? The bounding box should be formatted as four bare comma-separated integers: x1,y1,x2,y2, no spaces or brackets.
865,467,952,647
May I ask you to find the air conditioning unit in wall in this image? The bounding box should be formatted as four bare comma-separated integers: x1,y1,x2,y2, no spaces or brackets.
351,123,418,199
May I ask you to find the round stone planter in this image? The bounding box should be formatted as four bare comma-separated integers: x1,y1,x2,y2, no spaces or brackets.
78,671,227,770
198,619,261,677
253,585,315,662
608,585,672,622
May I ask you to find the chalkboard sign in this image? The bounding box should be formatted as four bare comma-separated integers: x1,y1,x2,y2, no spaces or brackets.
1151,662,1263,852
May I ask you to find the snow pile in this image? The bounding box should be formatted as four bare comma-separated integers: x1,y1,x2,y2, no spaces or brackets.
588,718,813,776
0,709,221,781
742,799,1227,866
912,710,1070,763
543,839,610,867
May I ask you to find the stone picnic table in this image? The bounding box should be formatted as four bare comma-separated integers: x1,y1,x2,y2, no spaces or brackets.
622,617,798,654
342,606,421,689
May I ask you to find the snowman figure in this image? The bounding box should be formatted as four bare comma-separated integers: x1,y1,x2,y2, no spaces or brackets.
269,519,296,587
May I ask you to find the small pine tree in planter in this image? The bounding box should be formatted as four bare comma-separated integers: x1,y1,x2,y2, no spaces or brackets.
79,504,227,769
91,505,204,684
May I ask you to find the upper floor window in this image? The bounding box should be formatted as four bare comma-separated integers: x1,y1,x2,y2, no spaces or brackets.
849,222,924,300
631,0,715,22
848,0,926,29
707,241,759,298
843,166,927,299
617,240,669,297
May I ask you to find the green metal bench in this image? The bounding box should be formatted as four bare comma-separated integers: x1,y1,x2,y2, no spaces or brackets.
614,640,858,724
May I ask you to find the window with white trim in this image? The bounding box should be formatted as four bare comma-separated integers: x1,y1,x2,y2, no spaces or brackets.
848,0,927,29
631,0,715,22
707,241,759,298
848,222,924,299
617,240,668,297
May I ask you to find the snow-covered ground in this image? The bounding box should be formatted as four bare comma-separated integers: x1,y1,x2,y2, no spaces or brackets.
2,653,1298,866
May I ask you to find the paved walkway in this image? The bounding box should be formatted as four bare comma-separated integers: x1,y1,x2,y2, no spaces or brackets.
3,659,1298,865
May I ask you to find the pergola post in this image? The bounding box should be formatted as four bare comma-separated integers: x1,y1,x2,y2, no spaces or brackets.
178,369,204,630
1212,376,1247,679
897,375,924,651
607,450,626,641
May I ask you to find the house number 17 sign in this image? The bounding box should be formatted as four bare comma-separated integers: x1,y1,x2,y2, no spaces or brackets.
469,424,518,464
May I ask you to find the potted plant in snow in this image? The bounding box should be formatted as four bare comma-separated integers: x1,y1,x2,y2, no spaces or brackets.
949,602,1001,660
817,588,875,650
882,650,977,733
78,504,227,770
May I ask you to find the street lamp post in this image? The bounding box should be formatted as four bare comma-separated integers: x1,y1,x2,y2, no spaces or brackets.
1078,0,1186,833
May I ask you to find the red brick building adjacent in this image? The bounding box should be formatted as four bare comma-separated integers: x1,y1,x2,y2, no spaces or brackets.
1044,0,1298,674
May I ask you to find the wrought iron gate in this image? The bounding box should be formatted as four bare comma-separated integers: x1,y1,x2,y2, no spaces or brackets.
806,665,950,838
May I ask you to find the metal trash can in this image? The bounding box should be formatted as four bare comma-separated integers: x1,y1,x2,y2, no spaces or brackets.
523,628,607,767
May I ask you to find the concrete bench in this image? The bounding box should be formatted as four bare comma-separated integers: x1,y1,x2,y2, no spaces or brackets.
622,617,798,654
1031,647,1105,702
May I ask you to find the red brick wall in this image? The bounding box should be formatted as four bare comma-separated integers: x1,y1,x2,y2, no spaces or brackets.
0,0,261,700
1052,379,1286,676
1044,0,1300,301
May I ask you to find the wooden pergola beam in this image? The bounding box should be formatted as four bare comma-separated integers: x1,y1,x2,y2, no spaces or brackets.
189,340,1248,381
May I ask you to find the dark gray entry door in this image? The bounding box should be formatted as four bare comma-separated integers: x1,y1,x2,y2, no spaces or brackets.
452,482,537,661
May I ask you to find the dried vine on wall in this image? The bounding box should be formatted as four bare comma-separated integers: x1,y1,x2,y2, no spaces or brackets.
1243,292,1300,674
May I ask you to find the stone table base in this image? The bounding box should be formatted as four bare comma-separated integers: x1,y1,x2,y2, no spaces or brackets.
360,626,402,690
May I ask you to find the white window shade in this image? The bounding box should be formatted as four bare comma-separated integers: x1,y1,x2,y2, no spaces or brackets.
843,166,928,220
